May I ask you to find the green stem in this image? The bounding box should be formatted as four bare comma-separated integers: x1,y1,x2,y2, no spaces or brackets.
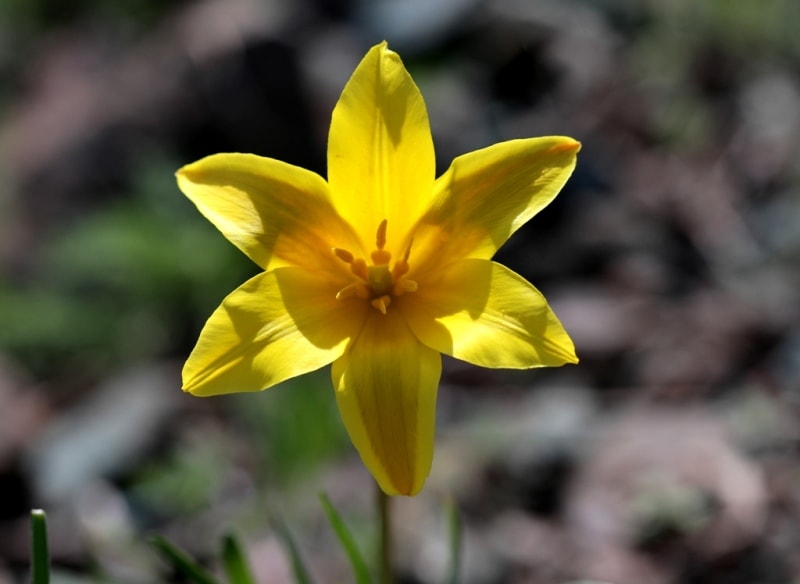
377,485,393,584
30,509,50,584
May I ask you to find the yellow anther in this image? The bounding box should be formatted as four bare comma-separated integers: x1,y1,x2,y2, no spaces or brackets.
333,248,354,263
336,282,369,300
371,295,392,315
394,279,418,295
375,219,388,249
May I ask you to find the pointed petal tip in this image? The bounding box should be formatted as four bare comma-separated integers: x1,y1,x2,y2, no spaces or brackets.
180,383,204,397
180,374,204,396
557,343,580,366
367,40,391,58
548,138,582,155
175,164,191,181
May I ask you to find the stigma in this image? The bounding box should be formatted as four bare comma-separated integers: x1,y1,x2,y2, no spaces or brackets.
332,220,417,314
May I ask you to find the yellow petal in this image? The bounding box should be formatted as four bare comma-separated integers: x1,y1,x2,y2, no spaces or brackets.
328,42,435,254
332,310,441,496
184,267,368,396
400,258,578,368
177,153,360,273
411,137,580,270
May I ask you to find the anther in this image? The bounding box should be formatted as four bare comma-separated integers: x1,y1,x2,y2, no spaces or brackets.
375,219,388,250
332,248,354,263
371,295,392,315
371,219,392,265
336,282,369,300
394,279,418,295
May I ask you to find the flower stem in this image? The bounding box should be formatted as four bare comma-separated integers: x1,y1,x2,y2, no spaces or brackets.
377,485,394,584
30,509,50,584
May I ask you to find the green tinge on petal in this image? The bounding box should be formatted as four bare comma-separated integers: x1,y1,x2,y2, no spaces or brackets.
328,42,435,255
176,153,360,273
401,258,578,369
332,310,441,496
183,268,368,396
410,137,580,272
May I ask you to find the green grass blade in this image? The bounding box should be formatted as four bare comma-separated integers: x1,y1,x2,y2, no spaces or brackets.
149,535,220,584
273,516,316,584
445,498,462,584
318,493,372,584
221,533,256,584
30,509,50,584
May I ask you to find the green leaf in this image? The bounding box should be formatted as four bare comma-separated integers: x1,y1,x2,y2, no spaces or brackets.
221,533,256,584
273,516,316,584
318,493,372,584
445,498,462,584
30,509,50,584
150,535,220,584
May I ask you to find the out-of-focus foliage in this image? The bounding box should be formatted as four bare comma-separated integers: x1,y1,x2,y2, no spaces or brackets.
0,155,253,381
229,371,351,486
0,0,185,32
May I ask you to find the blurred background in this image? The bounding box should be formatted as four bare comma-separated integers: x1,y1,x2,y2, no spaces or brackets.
1,0,799,582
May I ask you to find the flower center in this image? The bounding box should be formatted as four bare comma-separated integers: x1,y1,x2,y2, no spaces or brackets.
332,219,417,314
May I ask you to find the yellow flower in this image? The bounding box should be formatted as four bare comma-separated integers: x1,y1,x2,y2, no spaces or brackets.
176,42,579,496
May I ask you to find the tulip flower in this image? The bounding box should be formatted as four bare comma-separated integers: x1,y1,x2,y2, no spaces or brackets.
177,42,579,496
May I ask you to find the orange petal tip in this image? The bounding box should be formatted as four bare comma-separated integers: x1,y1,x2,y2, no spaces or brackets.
547,139,582,155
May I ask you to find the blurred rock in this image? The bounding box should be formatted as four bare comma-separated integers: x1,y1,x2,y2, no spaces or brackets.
248,536,294,584
489,0,618,95
732,69,800,187
354,0,483,54
392,387,596,583
76,480,161,583
566,408,767,583
0,358,50,469
488,511,570,583
550,287,653,356
431,386,596,504
24,364,181,502
634,288,761,391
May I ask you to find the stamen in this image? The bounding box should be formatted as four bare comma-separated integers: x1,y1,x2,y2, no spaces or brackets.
371,295,392,315
350,258,368,280
336,282,369,300
332,221,417,311
403,238,413,262
394,279,418,295
332,248,354,263
392,259,409,278
375,219,388,249
371,219,392,264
